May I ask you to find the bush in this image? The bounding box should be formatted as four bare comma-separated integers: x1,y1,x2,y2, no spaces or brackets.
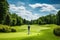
11,28,16,32
0,28,5,32
0,25,16,33
0,26,11,33
53,27,60,36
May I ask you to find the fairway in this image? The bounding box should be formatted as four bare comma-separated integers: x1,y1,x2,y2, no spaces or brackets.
0,24,60,40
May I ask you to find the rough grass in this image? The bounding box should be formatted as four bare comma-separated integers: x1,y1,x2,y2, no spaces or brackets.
0,24,60,40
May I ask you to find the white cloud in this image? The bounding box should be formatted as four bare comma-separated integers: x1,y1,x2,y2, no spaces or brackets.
9,4,40,21
29,3,58,12
29,3,42,8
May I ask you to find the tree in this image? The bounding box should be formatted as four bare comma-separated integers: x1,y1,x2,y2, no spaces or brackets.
23,19,27,24
10,13,23,26
0,0,9,24
10,13,17,26
57,10,60,25
3,14,11,26
16,17,23,25
11,20,16,26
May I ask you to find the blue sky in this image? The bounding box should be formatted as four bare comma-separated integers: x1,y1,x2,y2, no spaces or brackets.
7,0,60,20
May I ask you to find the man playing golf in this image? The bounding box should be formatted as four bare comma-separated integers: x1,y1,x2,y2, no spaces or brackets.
28,25,30,35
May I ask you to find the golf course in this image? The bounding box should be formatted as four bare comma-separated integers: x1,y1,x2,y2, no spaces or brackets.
0,24,60,40
0,0,60,40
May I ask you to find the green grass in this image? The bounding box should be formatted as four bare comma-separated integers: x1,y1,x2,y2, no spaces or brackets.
0,24,60,40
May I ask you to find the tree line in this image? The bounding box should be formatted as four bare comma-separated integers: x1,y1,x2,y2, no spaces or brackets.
0,0,60,26
29,11,60,25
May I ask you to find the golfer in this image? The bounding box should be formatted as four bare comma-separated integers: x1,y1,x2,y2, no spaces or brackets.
28,25,30,35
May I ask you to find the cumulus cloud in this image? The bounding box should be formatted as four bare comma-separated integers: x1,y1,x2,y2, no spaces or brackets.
9,4,40,21
29,3,58,12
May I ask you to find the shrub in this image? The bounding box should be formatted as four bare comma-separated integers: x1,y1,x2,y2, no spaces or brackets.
0,25,16,33
53,27,60,36
0,28,5,32
11,28,16,32
0,26,11,33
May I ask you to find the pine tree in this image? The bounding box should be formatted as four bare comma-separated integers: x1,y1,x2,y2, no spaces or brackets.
0,0,9,24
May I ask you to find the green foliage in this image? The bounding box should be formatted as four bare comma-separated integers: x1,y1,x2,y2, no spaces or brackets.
11,28,16,32
53,27,60,36
0,25,11,33
3,14,11,25
23,19,27,24
10,13,17,26
11,20,16,26
57,10,60,25
0,0,9,24
0,24,16,33
30,14,57,25
16,17,23,25
38,19,42,24
10,13,23,26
